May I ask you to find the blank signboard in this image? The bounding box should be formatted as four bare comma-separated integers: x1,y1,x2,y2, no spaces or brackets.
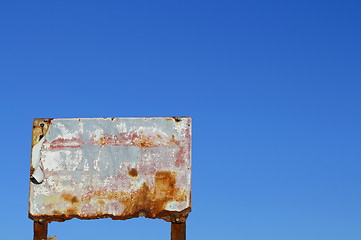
29,117,191,223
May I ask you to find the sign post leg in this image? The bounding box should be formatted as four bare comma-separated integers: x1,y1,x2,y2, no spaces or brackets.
171,222,186,240
34,221,48,240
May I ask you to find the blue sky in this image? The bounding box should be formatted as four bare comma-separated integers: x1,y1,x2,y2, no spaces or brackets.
1,1,361,239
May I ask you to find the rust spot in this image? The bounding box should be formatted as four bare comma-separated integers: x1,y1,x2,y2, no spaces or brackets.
92,134,123,146
164,117,183,123
134,136,156,148
157,134,163,139
173,117,182,122
61,193,79,204
30,166,35,175
98,200,105,206
98,136,106,145
128,168,138,178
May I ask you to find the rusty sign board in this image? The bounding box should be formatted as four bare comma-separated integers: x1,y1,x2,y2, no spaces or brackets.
29,117,191,224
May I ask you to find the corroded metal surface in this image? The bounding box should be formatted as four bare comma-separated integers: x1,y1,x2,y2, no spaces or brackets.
33,221,48,240
171,222,186,240
29,117,191,223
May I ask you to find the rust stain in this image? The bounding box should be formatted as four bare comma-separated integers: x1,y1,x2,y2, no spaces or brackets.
128,168,138,178
98,136,106,145
119,170,189,222
87,131,186,149
30,170,190,223
90,133,161,148
93,134,123,146
32,118,53,147
154,171,176,197
61,193,81,216
65,205,79,216
164,117,183,123
134,135,157,148
52,210,61,214
61,193,79,204
82,190,129,202
173,117,182,122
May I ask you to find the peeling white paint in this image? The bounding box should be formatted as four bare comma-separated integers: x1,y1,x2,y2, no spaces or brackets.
31,137,46,183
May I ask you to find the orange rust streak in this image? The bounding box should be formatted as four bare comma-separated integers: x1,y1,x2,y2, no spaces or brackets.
61,193,79,204
97,134,124,146
90,132,167,148
120,171,188,221
133,135,158,148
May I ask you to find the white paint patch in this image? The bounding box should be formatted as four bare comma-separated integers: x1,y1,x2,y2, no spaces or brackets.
165,201,188,211
42,151,61,171
31,137,45,183
116,122,127,132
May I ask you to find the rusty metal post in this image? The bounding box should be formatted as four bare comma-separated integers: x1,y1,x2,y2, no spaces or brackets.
33,221,48,240
171,222,186,240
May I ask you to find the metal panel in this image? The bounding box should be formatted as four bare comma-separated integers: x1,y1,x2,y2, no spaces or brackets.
29,117,191,223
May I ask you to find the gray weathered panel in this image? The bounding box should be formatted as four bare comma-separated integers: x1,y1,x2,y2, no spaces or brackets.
29,117,191,222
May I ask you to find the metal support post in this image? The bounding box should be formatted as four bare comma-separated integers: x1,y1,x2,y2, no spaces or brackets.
34,221,48,240
171,222,186,240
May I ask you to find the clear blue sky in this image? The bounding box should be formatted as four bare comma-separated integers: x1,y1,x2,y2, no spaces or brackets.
1,1,360,239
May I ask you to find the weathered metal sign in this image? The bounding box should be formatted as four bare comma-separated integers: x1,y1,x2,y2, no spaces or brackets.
29,117,191,224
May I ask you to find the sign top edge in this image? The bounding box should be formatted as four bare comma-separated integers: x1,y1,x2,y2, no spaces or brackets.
33,117,192,121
